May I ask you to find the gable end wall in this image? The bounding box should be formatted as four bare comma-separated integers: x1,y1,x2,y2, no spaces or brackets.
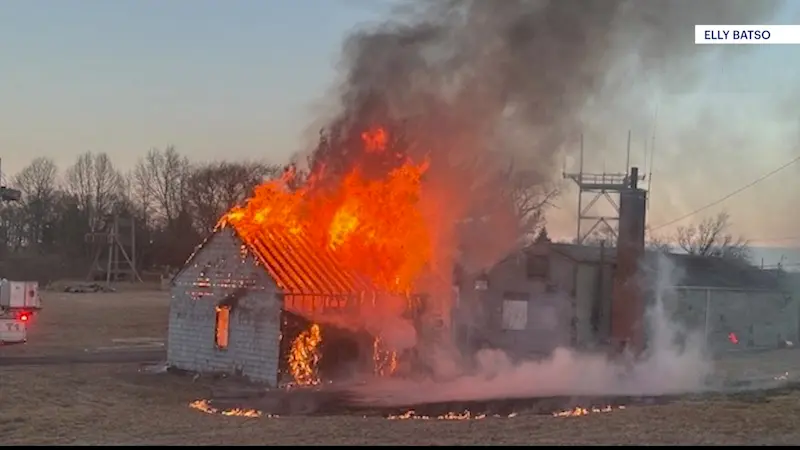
167,227,282,385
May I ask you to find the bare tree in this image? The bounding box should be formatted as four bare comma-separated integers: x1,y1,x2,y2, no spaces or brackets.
452,156,559,271
581,224,618,247
508,168,560,242
114,170,138,215
133,146,190,228
462,158,559,243
64,152,124,231
186,161,281,234
675,211,750,261
0,203,26,252
12,157,59,249
645,228,673,253
584,224,675,253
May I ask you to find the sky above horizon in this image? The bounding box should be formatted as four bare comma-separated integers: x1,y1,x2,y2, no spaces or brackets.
2,0,392,172
3,0,800,252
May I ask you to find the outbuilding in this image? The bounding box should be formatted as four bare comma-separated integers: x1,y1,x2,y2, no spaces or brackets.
167,225,372,385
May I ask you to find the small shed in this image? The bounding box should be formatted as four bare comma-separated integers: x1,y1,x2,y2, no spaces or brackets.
457,241,798,355
167,225,373,385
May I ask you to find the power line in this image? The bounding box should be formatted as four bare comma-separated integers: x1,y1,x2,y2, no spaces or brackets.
748,235,800,244
650,154,800,232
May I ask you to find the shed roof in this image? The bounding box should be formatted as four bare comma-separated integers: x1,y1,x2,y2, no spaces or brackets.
177,224,374,296
243,227,374,295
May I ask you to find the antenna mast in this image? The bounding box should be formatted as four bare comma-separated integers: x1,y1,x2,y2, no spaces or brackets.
564,131,646,244
646,104,659,211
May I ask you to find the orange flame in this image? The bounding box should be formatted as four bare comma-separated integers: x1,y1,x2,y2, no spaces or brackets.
361,127,388,153
552,405,625,417
221,127,431,295
373,336,399,377
387,410,518,420
189,399,268,418
288,323,322,385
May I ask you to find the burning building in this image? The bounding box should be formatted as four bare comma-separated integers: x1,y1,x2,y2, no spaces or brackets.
166,126,461,385
167,223,385,385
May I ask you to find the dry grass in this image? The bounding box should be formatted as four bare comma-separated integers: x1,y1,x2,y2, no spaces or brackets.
2,287,168,356
4,288,800,445
4,361,800,445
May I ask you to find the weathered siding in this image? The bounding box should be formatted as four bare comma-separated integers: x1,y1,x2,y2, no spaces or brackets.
471,252,571,358
167,227,282,385
573,264,597,346
549,254,614,348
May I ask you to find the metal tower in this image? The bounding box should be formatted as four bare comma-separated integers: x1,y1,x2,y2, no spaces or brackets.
86,214,143,284
563,132,646,244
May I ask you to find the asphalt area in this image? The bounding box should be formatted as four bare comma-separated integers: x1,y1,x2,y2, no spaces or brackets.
3,287,800,445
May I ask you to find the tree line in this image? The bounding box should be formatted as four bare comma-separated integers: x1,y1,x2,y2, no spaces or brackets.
3,143,748,284
1,147,281,282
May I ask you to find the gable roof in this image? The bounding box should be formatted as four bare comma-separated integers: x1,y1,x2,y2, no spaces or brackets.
244,227,374,295
173,225,374,295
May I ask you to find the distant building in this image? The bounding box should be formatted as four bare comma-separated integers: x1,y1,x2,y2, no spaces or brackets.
454,242,798,356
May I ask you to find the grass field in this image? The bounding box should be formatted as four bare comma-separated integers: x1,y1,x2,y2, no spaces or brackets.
3,287,800,445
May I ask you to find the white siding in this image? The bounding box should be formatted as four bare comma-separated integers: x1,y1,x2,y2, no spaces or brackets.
167,227,282,385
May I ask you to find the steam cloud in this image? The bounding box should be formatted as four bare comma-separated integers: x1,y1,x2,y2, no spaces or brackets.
347,254,712,405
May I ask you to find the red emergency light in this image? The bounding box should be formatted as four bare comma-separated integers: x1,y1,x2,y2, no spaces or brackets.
16,311,31,322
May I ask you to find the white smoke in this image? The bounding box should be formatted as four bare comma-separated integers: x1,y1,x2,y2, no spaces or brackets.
349,253,713,406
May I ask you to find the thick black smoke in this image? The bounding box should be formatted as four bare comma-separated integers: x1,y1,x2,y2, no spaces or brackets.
316,0,782,171
306,0,785,268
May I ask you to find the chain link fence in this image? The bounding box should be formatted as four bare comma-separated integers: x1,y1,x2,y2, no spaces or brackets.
670,286,798,354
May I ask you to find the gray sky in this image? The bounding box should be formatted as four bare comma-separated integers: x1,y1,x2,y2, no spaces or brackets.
2,0,800,249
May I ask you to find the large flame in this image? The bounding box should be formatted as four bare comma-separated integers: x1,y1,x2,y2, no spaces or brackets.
221,127,431,295
373,336,399,377
218,126,468,384
288,323,322,386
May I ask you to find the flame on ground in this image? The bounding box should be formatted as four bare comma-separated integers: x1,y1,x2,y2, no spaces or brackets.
387,410,518,420
552,405,626,418
288,323,322,385
189,399,270,418
373,336,399,377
